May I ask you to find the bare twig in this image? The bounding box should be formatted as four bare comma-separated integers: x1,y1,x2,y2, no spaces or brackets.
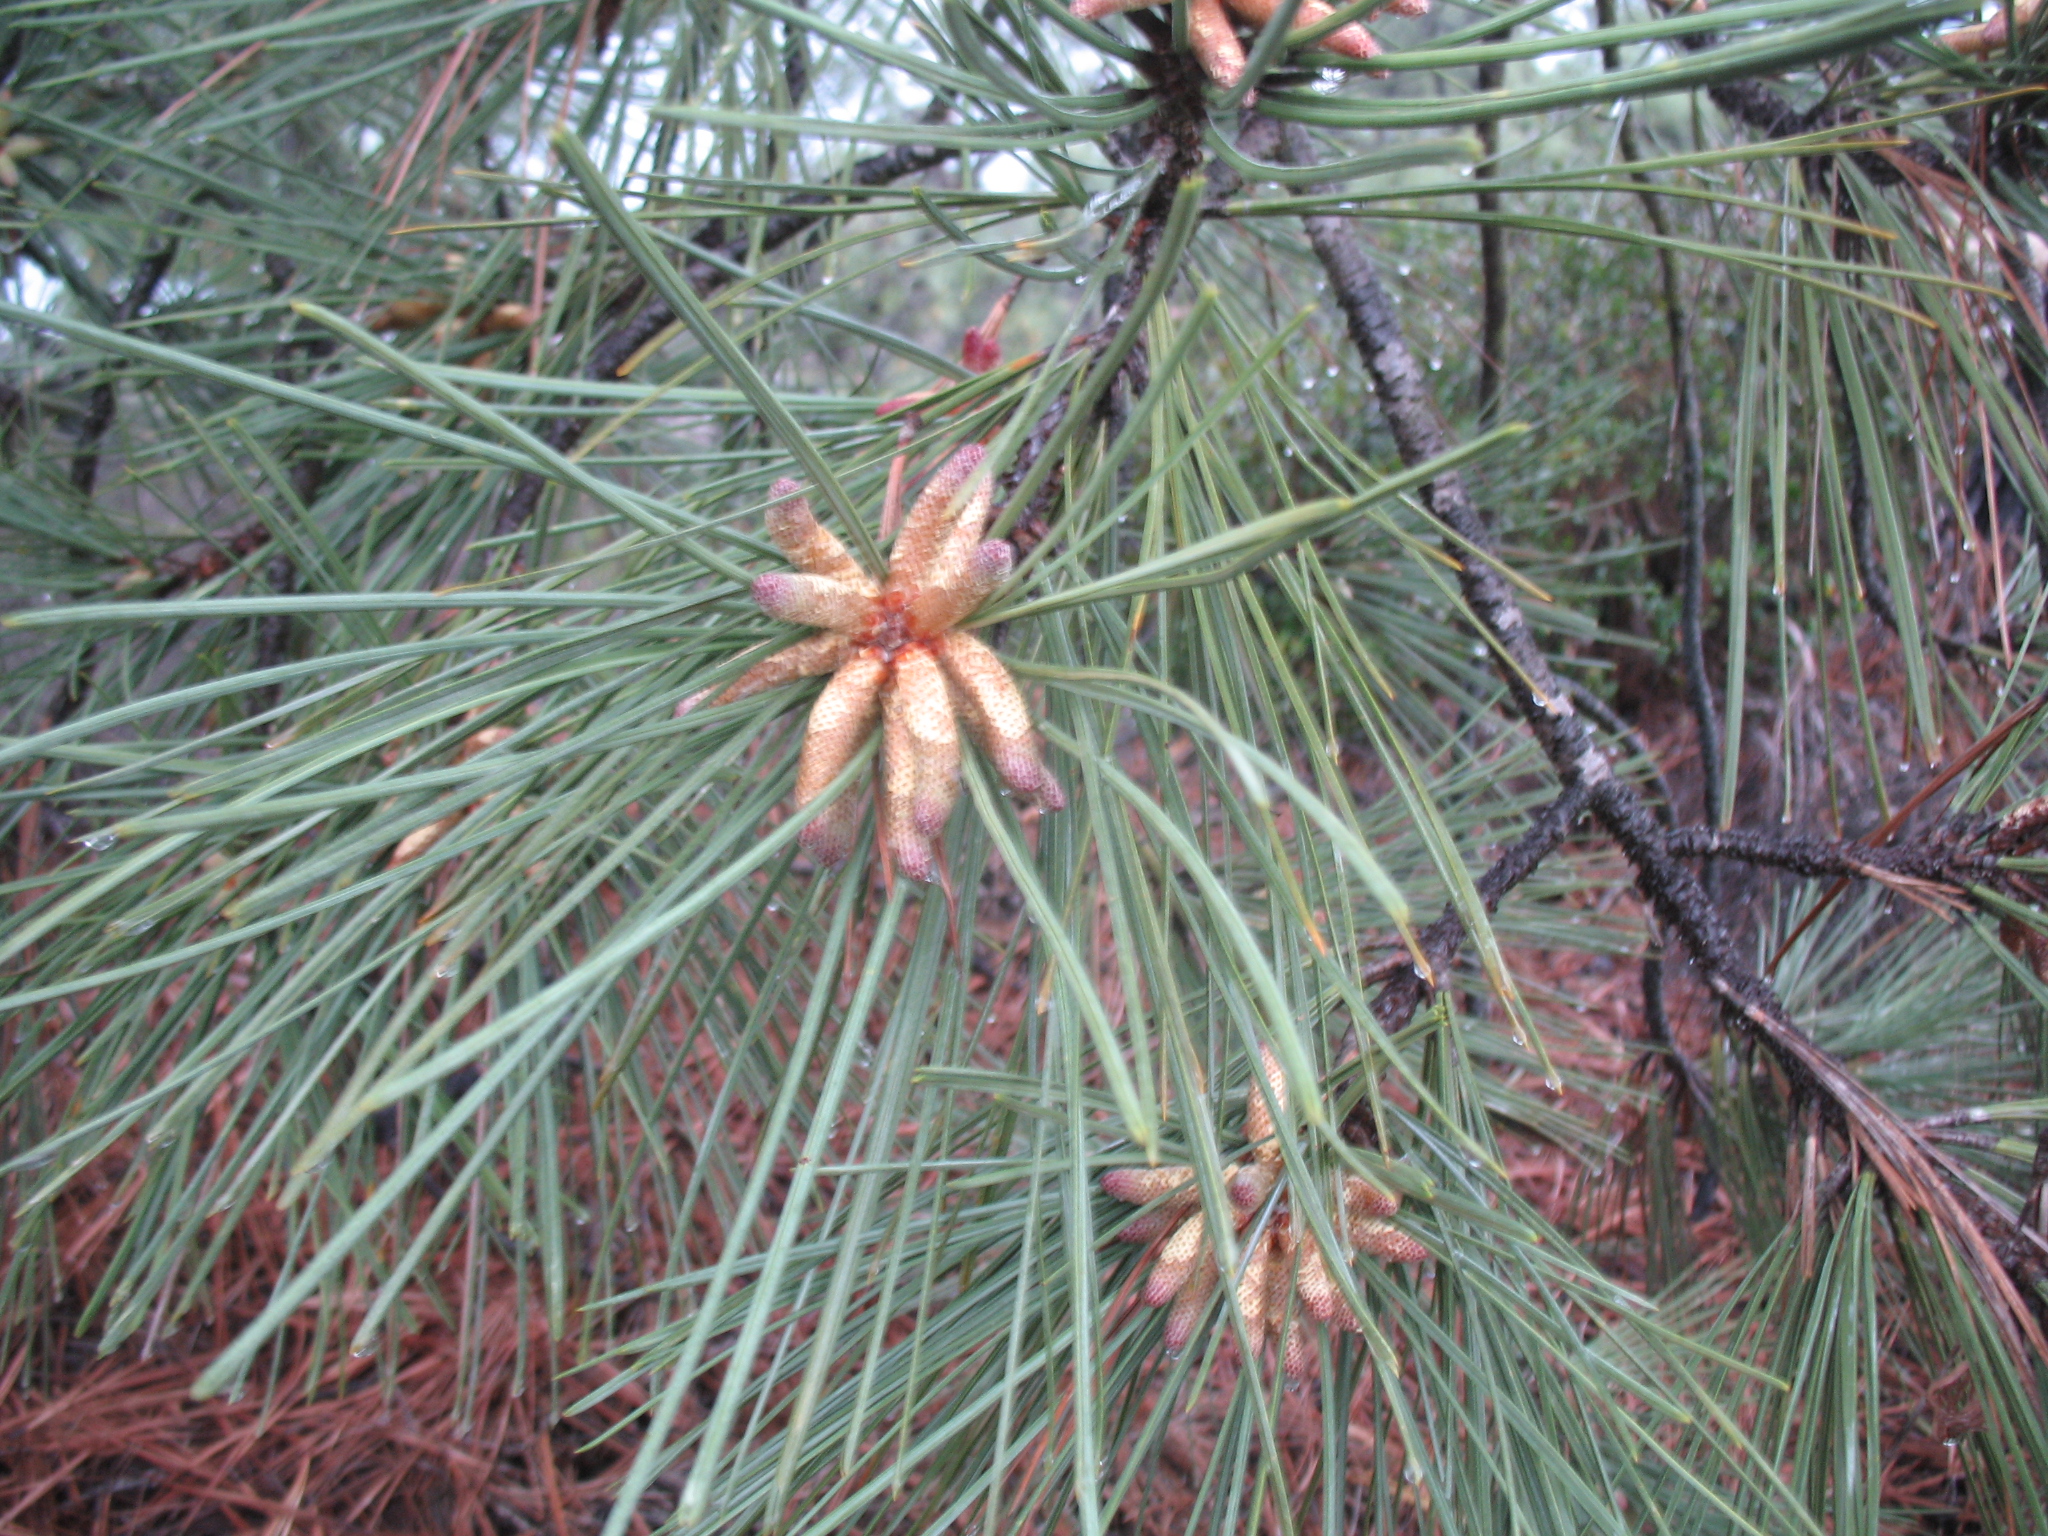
1370,783,1594,1036
1847,448,2001,660
1600,0,1719,832
69,232,182,496
1474,35,1508,426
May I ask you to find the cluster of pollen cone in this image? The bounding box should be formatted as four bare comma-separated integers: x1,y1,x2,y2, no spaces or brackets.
684,444,1061,881
1103,1048,1424,1379
1070,0,1429,91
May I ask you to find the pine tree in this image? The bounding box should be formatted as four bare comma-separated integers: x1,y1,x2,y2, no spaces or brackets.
5,1,2048,1530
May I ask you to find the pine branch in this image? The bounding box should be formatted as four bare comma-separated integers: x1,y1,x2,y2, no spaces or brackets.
1270,116,2048,1340
1566,676,1684,1076
1663,2,1943,184
1564,678,1677,826
1002,22,1211,550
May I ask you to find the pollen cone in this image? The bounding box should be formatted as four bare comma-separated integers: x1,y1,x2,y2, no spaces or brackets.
1295,1231,1343,1322
795,650,886,864
1117,1197,1199,1246
937,631,1063,807
1342,1173,1400,1222
881,681,936,882
1232,0,1383,59
1144,1212,1206,1307
1351,1219,1427,1265
800,786,864,869
890,444,986,591
1282,1316,1315,1381
691,632,849,713
911,539,1012,634
923,473,996,589
1243,1043,1287,1151
1235,1231,1273,1341
1229,1157,1278,1213
1102,1166,1194,1205
766,479,874,589
889,644,961,838
1188,0,1248,89
1164,1258,1218,1350
1105,1163,1198,1243
752,572,874,632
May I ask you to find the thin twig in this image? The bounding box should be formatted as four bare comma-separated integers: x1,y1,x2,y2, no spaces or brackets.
1370,783,1594,1035
1766,692,2048,970
1847,447,1999,660
991,25,1212,552
1473,35,1508,426
136,518,278,592
1002,17,1210,551
1600,0,1719,832
69,232,183,496
46,234,184,731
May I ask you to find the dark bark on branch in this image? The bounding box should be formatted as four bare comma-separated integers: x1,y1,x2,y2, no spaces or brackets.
1669,6,1941,185
69,233,182,496
1271,118,2048,1338
1706,77,1811,143
45,234,185,730
781,0,810,107
1567,675,1684,1068
483,136,958,545
1662,823,1998,887
1473,41,1508,426
1001,21,1210,550
1565,678,1677,827
1371,784,1593,1036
